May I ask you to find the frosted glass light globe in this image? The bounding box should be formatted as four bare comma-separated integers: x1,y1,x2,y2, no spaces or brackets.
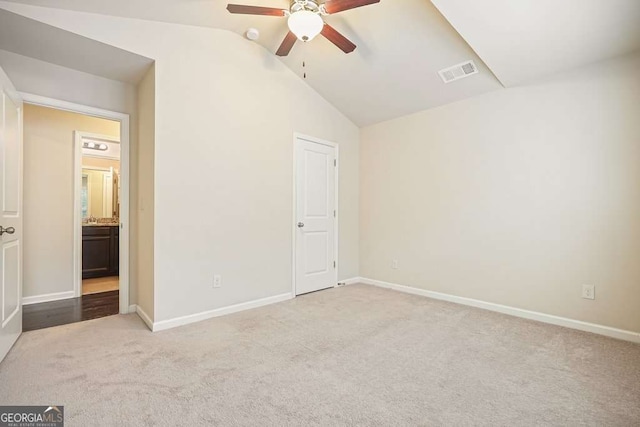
288,10,323,42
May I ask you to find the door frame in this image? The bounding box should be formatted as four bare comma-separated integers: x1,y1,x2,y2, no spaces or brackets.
292,133,339,296
20,93,131,314
73,132,121,300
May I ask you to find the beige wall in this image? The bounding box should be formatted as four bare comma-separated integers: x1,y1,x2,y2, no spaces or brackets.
9,6,361,322
136,64,155,320
23,104,119,298
361,53,640,333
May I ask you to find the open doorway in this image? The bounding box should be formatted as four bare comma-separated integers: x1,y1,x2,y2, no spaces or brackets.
20,97,130,331
76,133,121,297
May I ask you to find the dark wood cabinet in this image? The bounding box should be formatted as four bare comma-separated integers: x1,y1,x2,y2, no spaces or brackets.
82,226,119,279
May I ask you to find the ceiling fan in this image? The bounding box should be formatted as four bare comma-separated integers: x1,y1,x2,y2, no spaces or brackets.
227,0,380,56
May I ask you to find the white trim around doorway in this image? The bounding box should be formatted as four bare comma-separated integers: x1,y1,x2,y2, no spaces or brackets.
20,93,131,315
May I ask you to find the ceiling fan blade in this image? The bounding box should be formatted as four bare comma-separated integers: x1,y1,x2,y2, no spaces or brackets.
321,24,357,54
276,32,298,56
226,4,287,16
323,0,380,14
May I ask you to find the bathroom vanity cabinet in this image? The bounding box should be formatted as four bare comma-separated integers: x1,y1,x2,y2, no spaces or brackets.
82,225,119,279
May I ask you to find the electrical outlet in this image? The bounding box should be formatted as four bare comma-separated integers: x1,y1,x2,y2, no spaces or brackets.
213,274,222,288
392,259,398,269
582,285,595,300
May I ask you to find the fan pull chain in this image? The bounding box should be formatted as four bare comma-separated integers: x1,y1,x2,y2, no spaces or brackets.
303,61,306,79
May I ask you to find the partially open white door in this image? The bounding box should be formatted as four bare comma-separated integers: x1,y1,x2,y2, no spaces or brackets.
0,66,23,363
295,136,337,295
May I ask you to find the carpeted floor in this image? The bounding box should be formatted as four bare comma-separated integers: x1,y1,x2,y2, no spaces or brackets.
1,284,639,426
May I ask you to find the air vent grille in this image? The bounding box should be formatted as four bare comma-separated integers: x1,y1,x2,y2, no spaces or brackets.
438,60,478,83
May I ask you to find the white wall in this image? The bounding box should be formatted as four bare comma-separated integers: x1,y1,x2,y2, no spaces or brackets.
3,4,361,323
361,53,640,333
22,104,120,299
0,49,135,114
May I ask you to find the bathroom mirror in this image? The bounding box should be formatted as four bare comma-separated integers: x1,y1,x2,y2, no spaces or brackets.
81,166,120,219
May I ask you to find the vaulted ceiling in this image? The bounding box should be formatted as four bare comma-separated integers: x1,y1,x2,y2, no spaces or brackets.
431,0,640,87
1,0,639,126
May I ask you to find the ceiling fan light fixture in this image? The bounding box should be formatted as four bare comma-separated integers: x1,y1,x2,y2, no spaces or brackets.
287,10,323,42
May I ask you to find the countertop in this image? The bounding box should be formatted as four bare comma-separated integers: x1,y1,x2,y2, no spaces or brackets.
83,223,119,227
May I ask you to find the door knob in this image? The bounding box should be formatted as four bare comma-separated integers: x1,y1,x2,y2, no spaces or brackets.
0,226,15,236
297,222,305,228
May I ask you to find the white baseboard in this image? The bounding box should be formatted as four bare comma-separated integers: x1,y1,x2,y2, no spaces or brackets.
135,305,154,331
22,291,75,305
151,293,294,332
128,304,137,314
337,277,361,286
359,277,640,344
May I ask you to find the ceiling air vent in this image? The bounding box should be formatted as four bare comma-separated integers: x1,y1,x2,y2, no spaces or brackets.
438,60,478,83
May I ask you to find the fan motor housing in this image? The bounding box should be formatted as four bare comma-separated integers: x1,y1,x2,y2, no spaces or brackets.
290,0,321,14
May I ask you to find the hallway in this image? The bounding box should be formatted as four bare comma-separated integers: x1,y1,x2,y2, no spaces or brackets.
22,291,119,332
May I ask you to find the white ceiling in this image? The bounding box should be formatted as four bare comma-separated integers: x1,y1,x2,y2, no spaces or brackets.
1,0,639,125
277,0,502,126
0,0,502,126
431,0,640,87
0,8,152,83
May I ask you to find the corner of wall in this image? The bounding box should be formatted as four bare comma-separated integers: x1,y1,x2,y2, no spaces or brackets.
135,62,155,322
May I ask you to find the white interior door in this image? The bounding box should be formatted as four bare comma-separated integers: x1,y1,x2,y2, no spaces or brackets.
0,66,23,362
295,137,337,295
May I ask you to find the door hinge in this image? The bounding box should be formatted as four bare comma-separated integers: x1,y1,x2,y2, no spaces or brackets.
334,159,337,167
333,210,336,217
333,261,336,268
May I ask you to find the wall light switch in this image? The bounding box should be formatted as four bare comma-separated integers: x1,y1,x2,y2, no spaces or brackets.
392,259,398,269
213,275,222,288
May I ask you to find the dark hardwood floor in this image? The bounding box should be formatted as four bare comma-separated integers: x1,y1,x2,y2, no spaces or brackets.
23,291,119,332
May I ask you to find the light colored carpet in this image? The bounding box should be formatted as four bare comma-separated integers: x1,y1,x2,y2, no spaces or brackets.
1,284,639,426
